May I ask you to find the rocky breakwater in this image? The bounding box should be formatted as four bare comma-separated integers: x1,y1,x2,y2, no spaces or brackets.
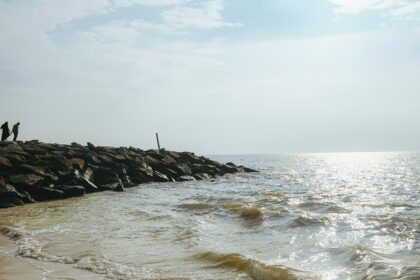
0,141,257,208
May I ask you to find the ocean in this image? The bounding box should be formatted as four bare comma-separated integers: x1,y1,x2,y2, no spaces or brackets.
0,152,419,280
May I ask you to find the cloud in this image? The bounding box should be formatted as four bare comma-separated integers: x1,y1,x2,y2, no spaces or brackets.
329,0,393,13
161,0,241,29
391,1,420,18
330,0,420,19
112,0,189,7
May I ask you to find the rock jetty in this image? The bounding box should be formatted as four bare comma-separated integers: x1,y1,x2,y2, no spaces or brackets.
0,141,257,209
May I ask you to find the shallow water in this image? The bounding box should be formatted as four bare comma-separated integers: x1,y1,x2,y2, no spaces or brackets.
0,152,419,279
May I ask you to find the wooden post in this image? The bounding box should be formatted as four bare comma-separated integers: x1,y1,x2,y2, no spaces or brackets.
156,132,161,151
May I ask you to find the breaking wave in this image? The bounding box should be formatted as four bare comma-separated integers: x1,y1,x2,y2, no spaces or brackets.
0,225,184,280
194,251,300,280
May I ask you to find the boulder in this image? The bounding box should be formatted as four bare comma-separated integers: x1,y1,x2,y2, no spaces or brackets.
9,174,45,187
0,178,34,207
41,156,70,171
98,184,115,191
191,164,220,176
71,142,82,147
113,183,125,192
146,157,178,176
127,167,153,184
146,150,165,160
0,197,24,208
171,163,192,176
242,166,258,173
177,152,208,165
164,168,179,180
97,154,114,164
4,154,26,166
153,171,170,182
83,154,102,165
18,164,59,182
108,153,126,161
120,174,136,188
194,173,211,180
179,175,196,182
28,186,65,201
0,142,29,156
75,177,98,193
219,164,241,174
92,167,119,185
87,142,96,151
21,144,48,154
68,158,85,170
0,183,25,199
55,185,85,197
0,156,13,170
20,191,37,203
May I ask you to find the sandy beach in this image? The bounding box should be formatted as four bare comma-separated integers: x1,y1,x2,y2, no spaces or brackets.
0,234,101,280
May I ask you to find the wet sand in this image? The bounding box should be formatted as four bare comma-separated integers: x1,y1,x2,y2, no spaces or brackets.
0,235,101,280
0,234,43,280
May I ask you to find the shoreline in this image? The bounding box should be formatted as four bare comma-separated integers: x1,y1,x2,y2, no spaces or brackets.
0,234,45,280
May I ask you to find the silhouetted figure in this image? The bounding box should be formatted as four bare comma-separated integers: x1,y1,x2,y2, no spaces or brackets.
1,122,10,141
12,122,20,141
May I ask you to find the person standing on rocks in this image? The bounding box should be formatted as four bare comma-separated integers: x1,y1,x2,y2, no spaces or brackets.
12,122,20,141
1,122,10,141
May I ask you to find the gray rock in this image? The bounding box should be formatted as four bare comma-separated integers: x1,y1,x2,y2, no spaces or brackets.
75,177,98,193
153,171,170,182
92,167,119,185
68,158,85,170
0,156,13,169
0,142,29,156
113,183,125,192
191,164,220,176
179,175,196,182
87,142,96,150
18,164,59,182
55,185,85,197
9,174,45,187
4,154,26,166
28,186,65,201
0,183,25,199
194,173,211,180
0,197,24,208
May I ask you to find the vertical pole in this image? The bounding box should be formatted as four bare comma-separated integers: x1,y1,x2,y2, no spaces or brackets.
156,132,161,151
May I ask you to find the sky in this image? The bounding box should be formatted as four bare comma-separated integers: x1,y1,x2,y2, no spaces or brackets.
0,0,419,154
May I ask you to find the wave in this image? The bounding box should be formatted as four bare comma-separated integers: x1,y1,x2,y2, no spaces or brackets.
74,254,154,279
324,205,349,213
297,202,326,210
0,225,28,239
178,200,264,221
252,190,289,204
178,203,216,211
193,251,300,280
1,225,75,263
0,225,188,280
222,203,264,221
327,245,407,279
289,215,329,228
388,203,417,209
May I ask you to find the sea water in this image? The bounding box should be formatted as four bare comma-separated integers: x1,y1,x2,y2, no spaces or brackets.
0,152,419,279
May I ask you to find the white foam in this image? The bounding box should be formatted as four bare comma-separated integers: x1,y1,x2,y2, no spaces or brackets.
75,255,154,279
0,225,164,280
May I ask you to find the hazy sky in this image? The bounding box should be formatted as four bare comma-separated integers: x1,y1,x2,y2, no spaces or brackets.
1,0,419,154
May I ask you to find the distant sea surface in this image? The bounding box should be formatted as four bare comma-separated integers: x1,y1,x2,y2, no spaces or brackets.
0,153,419,280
